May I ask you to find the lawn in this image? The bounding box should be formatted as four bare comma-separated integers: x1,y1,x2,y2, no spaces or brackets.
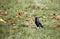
0,0,60,39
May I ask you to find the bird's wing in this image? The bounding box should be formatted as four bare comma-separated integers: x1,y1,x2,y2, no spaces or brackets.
39,23,43,28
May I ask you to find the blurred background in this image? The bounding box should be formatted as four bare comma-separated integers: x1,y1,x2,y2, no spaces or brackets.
0,0,60,39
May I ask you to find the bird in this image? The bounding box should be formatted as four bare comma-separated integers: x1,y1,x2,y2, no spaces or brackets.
35,17,43,28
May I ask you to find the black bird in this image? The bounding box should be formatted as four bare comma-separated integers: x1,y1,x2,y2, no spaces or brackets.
35,17,43,28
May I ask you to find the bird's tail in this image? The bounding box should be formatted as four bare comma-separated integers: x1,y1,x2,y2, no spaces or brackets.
40,24,43,28
41,25,43,28
39,23,43,28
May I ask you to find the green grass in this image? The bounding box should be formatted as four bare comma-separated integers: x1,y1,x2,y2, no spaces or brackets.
0,0,60,39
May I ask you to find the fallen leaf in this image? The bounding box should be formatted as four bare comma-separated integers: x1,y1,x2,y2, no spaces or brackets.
7,17,12,20
26,18,31,21
18,11,27,15
0,10,7,16
52,20,60,27
11,28,17,30
52,13,60,20
8,21,16,26
0,19,4,21
0,18,6,23
8,28,16,30
17,20,20,21
40,6,49,10
32,18,35,21
16,15,23,18
16,11,26,18
42,16,47,19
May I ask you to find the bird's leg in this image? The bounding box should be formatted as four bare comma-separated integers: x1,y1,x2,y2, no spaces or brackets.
36,27,40,29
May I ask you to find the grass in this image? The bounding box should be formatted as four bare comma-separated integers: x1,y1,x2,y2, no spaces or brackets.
0,0,60,39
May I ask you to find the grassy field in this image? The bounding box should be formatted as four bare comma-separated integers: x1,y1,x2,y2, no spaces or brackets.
0,0,60,39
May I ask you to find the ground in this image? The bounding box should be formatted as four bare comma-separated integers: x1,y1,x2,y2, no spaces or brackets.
0,0,60,39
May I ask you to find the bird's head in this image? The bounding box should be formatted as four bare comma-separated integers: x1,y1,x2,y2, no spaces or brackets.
35,17,39,20
35,17,37,19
